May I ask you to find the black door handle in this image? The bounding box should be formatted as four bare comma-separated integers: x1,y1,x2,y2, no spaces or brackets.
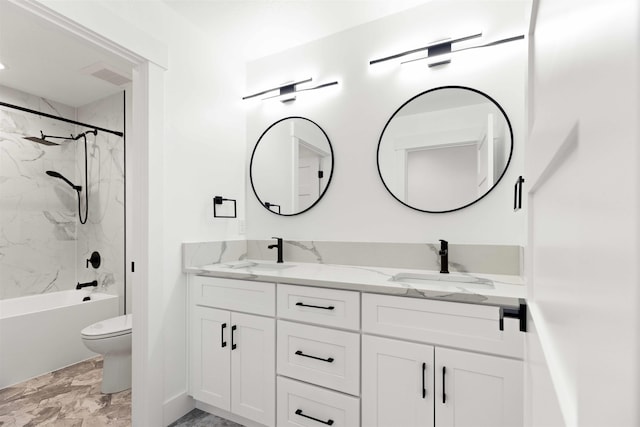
442,366,447,404
231,325,237,350
221,323,227,348
295,350,334,363
296,302,335,310
295,409,334,425
422,362,427,398
514,176,525,211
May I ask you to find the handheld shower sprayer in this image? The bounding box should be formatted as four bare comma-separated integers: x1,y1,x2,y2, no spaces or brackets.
35,129,98,225
46,171,82,192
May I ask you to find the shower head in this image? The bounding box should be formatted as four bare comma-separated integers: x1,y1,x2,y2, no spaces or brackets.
46,170,82,192
23,131,78,146
24,131,61,146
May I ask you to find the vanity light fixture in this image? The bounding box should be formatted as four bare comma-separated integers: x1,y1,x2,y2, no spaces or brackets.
242,78,338,103
213,196,237,218
370,33,525,68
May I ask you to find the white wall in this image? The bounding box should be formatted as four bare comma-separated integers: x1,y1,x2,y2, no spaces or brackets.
526,0,640,426
246,1,528,245
31,1,247,424
95,3,247,422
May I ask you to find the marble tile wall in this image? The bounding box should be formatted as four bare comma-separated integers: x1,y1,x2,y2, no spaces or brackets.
183,239,521,276
182,240,248,270
248,240,521,275
0,85,125,302
0,85,78,299
76,93,125,305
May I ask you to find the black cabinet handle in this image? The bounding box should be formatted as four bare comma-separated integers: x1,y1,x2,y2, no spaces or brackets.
295,409,334,425
422,362,427,398
231,325,237,350
295,350,334,363
221,323,227,348
442,366,447,404
296,302,335,310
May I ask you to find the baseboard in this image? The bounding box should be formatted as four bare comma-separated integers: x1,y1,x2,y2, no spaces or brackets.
196,401,267,427
163,391,195,426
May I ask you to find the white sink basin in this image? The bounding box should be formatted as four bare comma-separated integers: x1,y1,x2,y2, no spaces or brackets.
389,272,493,288
223,260,294,271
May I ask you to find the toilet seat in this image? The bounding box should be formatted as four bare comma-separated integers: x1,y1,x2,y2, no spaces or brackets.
81,314,132,340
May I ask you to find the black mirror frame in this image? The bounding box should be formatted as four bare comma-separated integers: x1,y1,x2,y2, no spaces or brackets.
250,116,335,216
376,85,514,214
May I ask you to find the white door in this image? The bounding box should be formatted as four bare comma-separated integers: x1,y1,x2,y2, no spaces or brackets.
190,306,231,410
230,312,276,427
362,335,435,427
435,347,523,427
297,150,320,212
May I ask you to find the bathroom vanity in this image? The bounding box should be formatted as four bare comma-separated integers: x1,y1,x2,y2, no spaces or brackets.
185,261,525,427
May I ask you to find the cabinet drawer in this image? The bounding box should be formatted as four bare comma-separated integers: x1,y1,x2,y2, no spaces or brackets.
277,376,360,427
362,293,523,358
277,284,359,330
277,320,360,395
192,275,275,316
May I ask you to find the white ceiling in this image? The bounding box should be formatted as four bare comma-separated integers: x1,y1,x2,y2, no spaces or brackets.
163,0,433,60
0,1,528,108
0,1,134,108
0,0,431,108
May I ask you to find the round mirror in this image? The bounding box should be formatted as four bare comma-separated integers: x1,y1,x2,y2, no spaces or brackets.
377,86,513,213
250,117,334,216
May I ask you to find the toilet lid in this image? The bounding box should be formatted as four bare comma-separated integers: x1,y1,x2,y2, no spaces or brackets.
81,314,132,339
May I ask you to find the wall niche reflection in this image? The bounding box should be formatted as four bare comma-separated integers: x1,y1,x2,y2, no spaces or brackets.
377,86,513,213
250,117,334,216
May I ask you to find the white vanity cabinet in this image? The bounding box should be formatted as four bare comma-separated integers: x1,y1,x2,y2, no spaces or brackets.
362,335,435,427
187,273,525,427
276,284,361,427
361,293,524,427
189,276,276,427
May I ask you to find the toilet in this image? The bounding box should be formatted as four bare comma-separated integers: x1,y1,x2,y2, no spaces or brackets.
81,314,132,394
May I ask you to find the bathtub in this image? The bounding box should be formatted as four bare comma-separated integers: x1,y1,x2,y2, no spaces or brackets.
0,289,119,389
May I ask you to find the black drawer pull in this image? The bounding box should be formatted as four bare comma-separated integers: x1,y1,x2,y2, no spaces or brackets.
296,302,335,310
422,362,427,398
442,366,447,404
295,350,334,363
231,325,237,350
295,409,334,425
221,323,227,348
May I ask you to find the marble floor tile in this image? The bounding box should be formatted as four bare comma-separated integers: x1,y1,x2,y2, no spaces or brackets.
1,358,242,427
168,409,244,427
0,357,130,427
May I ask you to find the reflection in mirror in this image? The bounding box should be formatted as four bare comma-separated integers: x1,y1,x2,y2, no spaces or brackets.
250,117,334,216
377,86,513,213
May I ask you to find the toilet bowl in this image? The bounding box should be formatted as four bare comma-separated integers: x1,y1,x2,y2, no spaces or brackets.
81,314,132,394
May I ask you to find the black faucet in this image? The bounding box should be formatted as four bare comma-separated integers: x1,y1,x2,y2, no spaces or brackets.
439,239,449,274
76,280,98,290
268,237,284,263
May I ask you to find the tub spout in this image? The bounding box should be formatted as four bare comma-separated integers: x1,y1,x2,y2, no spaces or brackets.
76,280,98,290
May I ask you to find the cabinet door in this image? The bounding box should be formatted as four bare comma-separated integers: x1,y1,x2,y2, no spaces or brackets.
231,312,276,427
362,335,434,427
190,306,231,410
435,348,523,427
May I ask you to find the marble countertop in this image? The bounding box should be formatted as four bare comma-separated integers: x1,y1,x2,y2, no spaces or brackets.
184,259,525,309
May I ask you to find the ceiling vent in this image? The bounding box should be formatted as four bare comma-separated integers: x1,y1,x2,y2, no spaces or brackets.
81,62,132,86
